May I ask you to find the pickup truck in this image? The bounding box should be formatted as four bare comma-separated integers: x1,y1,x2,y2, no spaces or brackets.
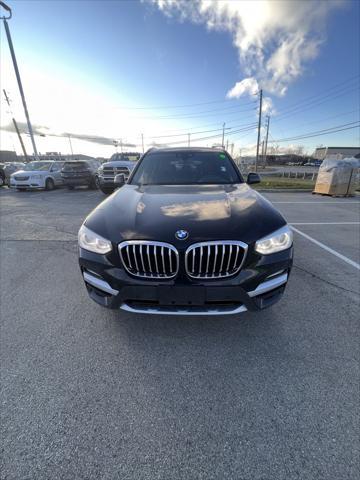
97,159,136,194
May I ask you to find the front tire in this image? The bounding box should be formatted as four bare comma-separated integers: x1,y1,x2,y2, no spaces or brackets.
67,185,74,190
88,177,97,190
99,186,114,195
45,178,55,191
0,174,5,187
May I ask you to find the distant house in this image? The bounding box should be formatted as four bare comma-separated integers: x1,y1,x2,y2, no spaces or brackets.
313,147,360,160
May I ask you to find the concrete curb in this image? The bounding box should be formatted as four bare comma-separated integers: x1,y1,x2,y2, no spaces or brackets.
256,188,360,194
255,188,314,193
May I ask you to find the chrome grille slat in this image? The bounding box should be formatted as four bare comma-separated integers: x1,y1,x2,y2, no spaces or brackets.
161,247,165,274
226,245,233,272
119,241,178,279
169,248,172,273
213,245,218,275
154,245,159,273
219,245,225,274
185,241,248,279
132,245,139,272
147,245,152,274
139,244,145,272
126,247,133,271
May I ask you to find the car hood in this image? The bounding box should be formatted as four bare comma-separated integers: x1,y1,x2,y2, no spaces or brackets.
11,169,47,176
85,184,287,246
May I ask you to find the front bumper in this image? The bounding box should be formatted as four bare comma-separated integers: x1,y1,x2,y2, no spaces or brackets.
10,179,45,189
62,175,92,186
79,246,293,315
98,175,116,185
98,175,129,187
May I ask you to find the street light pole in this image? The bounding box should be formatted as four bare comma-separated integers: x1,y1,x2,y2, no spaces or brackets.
3,88,28,160
68,134,74,156
1,1,39,160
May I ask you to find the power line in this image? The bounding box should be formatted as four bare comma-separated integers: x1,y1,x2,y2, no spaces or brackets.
274,75,359,118
273,108,359,132
147,120,258,139
274,85,359,122
153,124,258,147
144,113,257,135
115,98,257,110
269,121,360,143
129,104,257,120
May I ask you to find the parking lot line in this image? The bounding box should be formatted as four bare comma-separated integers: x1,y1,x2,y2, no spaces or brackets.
291,226,360,270
291,222,360,225
272,201,360,204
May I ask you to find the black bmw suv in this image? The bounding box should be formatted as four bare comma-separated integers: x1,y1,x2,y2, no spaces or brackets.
78,147,293,316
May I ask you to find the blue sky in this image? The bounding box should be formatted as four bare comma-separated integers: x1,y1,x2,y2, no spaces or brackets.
1,0,359,157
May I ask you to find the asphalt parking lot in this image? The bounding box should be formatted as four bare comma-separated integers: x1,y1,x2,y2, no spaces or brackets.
1,187,359,480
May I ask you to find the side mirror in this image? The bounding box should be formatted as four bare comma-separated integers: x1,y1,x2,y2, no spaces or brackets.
114,173,125,188
247,172,261,185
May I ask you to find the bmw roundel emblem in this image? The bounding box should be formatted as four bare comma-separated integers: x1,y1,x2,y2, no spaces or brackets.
175,229,189,240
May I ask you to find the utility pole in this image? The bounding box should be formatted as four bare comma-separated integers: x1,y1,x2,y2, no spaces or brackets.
1,2,39,160
261,140,265,165
221,122,225,147
188,133,190,147
255,89,263,172
141,133,144,153
3,89,28,160
264,115,270,167
68,134,74,156
226,139,229,151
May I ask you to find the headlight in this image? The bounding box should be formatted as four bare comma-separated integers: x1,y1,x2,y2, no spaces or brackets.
255,225,293,255
78,225,112,254
31,174,42,179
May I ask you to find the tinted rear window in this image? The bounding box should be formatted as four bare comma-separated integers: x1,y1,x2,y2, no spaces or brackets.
62,162,89,171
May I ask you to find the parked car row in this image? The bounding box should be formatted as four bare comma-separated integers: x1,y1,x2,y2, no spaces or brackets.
2,155,138,194
287,160,322,167
0,162,26,186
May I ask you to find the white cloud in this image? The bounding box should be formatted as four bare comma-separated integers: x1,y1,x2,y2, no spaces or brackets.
153,0,344,96
262,97,274,115
226,78,258,99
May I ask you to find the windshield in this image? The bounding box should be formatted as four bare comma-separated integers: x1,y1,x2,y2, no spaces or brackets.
23,162,52,171
130,151,242,186
62,162,89,172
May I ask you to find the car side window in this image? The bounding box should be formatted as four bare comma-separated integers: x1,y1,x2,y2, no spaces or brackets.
51,163,61,172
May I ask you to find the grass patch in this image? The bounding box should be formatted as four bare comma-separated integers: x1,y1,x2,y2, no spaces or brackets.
253,176,315,190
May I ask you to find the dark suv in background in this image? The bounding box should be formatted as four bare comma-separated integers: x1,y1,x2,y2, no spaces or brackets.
61,160,101,189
